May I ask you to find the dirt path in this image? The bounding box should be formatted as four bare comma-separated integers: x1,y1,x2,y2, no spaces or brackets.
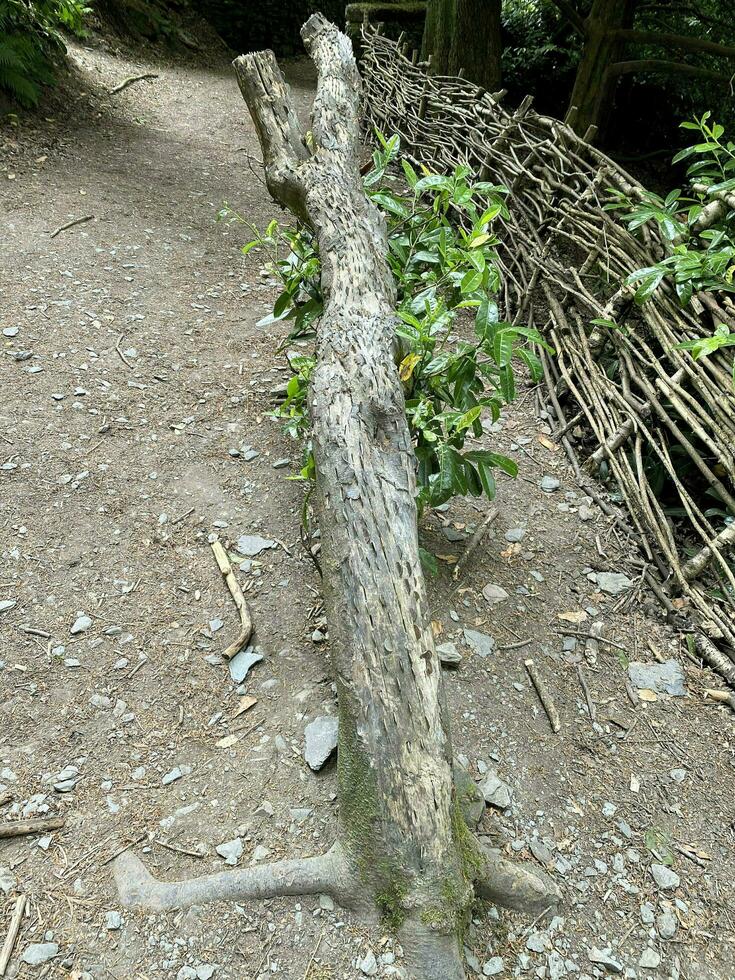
1,34,734,980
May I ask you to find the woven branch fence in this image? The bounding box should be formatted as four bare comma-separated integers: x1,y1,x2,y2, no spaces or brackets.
360,26,735,688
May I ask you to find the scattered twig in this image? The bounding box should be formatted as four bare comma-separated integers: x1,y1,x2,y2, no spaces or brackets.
18,626,51,639
452,506,499,580
152,838,205,859
303,928,324,980
554,629,626,651
576,665,596,722
115,334,133,370
172,506,195,526
210,540,253,659
524,658,561,733
704,688,735,711
497,638,533,651
109,72,158,95
0,816,65,839
300,525,322,578
0,894,26,978
0,792,12,808
49,214,94,239
100,834,147,867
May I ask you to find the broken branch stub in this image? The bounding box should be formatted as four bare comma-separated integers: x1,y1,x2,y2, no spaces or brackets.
112,16,560,979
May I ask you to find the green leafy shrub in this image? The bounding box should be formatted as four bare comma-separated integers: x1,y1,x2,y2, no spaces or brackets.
0,0,88,107
222,133,550,529
606,114,735,308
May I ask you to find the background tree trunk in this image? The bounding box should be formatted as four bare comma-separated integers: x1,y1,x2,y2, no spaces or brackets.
567,0,637,137
423,0,502,90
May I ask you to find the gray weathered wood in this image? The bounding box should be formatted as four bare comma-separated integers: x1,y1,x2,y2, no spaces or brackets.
112,18,559,979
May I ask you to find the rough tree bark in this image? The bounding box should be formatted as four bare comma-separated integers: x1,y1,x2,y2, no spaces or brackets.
566,0,636,138
112,16,559,979
422,0,502,90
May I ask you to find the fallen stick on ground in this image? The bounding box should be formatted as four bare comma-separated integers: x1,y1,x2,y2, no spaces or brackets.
524,659,561,733
452,506,499,580
583,621,603,666
49,214,94,239
109,72,158,95
704,688,735,711
115,334,133,370
0,894,26,977
210,540,253,659
576,665,596,722
0,792,12,808
0,816,65,839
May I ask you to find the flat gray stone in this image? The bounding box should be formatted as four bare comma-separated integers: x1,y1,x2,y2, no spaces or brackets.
105,910,122,930
236,534,277,557
588,947,623,973
0,866,16,894
482,583,509,605
304,715,338,771
70,614,92,635
505,528,526,542
0,600,16,614
437,642,462,666
463,628,496,658
478,772,512,809
628,660,686,696
540,475,561,492
483,957,505,976
657,910,677,939
358,950,378,976
639,948,661,969
197,967,216,980
651,864,680,890
228,645,264,683
22,943,59,966
596,572,634,595
526,931,551,953
216,838,243,865
53,765,80,792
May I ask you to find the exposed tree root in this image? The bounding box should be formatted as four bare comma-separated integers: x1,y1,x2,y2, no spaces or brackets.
114,843,356,911
476,843,562,914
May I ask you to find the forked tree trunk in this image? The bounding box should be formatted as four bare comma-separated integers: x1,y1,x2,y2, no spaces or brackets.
423,0,502,90
112,16,559,979
567,0,636,137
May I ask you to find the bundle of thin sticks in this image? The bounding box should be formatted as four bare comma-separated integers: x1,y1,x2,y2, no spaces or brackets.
361,25,735,687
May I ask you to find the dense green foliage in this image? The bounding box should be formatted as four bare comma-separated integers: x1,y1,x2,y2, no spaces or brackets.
610,114,735,308
608,113,735,387
222,134,550,547
0,0,87,106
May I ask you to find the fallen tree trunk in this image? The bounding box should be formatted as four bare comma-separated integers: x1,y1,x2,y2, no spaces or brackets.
112,16,559,978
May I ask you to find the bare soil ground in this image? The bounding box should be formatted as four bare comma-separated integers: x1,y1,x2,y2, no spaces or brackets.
1,30,734,980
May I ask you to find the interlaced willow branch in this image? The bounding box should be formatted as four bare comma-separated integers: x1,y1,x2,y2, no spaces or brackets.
361,25,735,687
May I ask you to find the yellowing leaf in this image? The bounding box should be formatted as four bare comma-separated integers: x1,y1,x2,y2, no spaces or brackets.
558,610,587,624
233,695,257,718
537,433,558,452
436,553,458,564
431,620,443,637
399,352,421,382
638,689,658,702
470,233,491,248
216,734,240,748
